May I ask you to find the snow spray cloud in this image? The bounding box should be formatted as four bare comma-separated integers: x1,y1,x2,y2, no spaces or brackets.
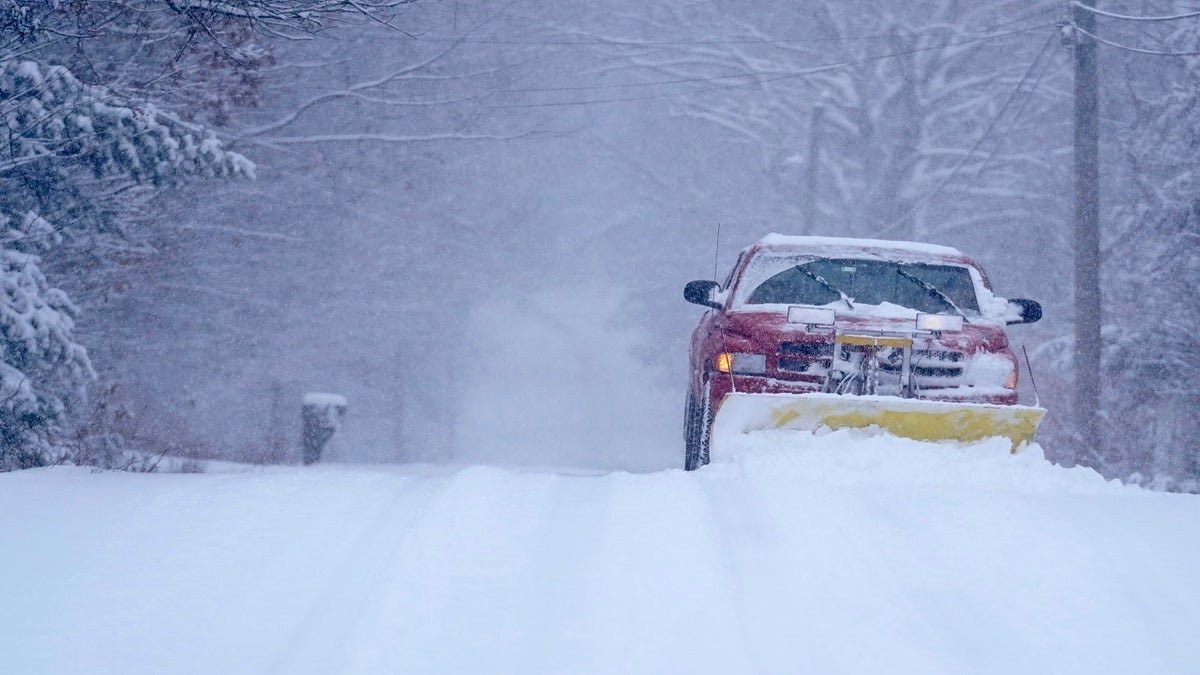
456,286,678,472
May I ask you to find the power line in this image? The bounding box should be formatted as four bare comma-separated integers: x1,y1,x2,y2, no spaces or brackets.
410,33,977,46
1071,23,1200,56
972,35,1058,178
1071,1,1200,22
983,3,1070,31
873,32,1060,238
494,24,1053,106
410,5,1060,48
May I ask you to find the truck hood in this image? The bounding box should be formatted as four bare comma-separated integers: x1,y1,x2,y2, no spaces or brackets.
718,306,1009,353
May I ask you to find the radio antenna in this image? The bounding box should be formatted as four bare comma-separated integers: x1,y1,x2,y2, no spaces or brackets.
711,222,736,393
712,222,722,282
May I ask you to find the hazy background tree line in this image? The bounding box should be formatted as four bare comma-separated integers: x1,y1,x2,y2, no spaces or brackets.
1,1,1195,489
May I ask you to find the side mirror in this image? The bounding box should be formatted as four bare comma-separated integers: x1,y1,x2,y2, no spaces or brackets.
684,279,723,310
1006,298,1042,325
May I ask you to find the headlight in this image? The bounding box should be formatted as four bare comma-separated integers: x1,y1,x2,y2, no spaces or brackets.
916,313,964,332
788,306,836,326
962,352,1019,389
715,352,767,375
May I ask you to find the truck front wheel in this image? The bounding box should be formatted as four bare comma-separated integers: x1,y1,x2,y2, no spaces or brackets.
684,392,712,471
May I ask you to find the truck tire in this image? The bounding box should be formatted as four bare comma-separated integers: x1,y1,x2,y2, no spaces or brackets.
684,392,712,471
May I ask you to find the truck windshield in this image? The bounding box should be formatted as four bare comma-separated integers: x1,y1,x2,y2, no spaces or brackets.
741,257,980,314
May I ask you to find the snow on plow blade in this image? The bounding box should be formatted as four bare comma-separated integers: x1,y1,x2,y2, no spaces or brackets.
712,392,1044,452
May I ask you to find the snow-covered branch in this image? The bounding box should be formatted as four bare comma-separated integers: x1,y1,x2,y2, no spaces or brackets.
149,1,415,36
0,60,254,181
1,210,94,468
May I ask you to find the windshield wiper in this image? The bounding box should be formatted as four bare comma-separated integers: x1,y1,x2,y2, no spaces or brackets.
895,267,969,321
796,264,854,310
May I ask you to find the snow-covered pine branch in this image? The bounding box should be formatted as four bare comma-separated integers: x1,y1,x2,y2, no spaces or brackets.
0,60,254,182
0,210,94,469
0,46,253,469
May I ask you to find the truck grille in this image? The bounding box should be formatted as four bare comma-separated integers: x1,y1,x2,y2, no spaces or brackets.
892,349,965,379
778,343,966,380
778,341,833,373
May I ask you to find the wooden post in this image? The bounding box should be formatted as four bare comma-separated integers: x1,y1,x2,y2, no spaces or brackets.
1073,2,1102,456
301,393,347,465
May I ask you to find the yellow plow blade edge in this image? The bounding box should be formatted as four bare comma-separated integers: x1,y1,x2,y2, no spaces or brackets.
711,392,1045,452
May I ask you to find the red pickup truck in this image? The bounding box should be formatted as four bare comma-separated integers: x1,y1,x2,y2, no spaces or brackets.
683,235,1043,470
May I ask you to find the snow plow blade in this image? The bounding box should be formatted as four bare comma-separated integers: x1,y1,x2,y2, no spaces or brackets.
711,392,1044,452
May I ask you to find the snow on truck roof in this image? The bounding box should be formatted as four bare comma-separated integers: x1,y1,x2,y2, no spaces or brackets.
754,234,967,261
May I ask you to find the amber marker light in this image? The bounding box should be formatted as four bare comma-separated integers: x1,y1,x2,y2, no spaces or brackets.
714,352,767,375
1005,369,1019,389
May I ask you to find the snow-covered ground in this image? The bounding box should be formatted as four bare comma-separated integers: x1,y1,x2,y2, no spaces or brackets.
2,433,1198,675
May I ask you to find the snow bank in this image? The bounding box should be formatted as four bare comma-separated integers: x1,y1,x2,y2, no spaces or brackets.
719,428,1125,494
1,433,1197,675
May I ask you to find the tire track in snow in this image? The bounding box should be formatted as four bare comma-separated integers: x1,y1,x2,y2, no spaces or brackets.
698,454,954,673
506,472,617,674
267,470,457,675
571,469,750,675
325,466,564,674
694,462,788,674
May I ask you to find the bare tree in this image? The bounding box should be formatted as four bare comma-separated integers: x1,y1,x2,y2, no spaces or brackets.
1100,10,1200,489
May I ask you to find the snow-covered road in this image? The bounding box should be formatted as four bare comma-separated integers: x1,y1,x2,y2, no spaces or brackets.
3,433,1198,674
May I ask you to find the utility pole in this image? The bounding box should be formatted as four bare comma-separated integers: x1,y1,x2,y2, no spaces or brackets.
804,105,824,231
1072,1,1102,455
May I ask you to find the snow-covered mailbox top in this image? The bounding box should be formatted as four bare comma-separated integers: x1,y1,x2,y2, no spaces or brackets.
302,393,348,430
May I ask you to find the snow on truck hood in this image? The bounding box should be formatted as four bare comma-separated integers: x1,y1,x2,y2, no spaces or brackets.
732,301,933,320
726,302,1007,330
